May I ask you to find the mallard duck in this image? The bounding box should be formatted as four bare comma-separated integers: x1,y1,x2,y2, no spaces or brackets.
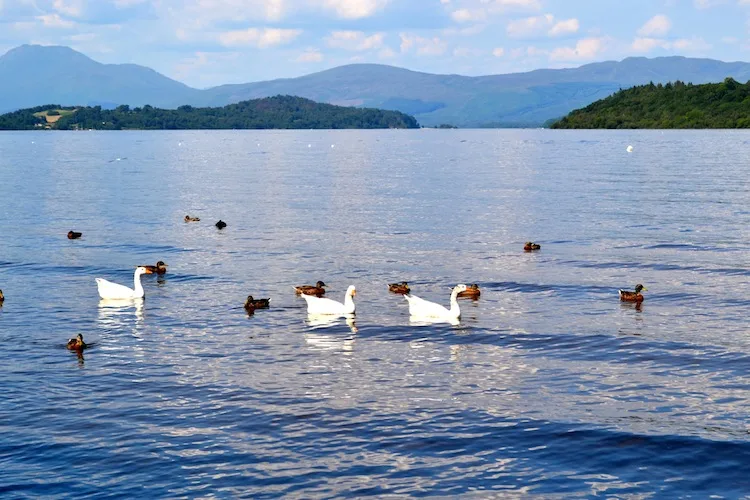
457,283,481,299
244,295,271,312
301,285,356,315
215,220,227,229
66,333,88,350
524,242,541,251
388,282,410,294
0,289,4,304
95,267,153,299
184,215,200,222
140,261,168,275
67,230,82,239
295,281,327,296
619,284,647,303
405,284,467,320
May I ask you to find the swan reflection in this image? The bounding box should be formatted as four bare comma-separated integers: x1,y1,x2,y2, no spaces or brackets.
304,315,357,352
409,315,460,327
98,298,144,328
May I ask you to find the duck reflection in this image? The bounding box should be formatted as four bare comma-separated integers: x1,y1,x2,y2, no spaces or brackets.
98,298,144,328
304,315,357,352
409,315,460,327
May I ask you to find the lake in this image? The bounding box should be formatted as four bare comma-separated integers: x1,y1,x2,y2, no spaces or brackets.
1,129,749,498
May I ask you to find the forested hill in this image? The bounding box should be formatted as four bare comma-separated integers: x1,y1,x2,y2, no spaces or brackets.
0,95,419,130
551,78,750,129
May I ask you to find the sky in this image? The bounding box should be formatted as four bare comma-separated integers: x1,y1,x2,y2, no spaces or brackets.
1,0,750,88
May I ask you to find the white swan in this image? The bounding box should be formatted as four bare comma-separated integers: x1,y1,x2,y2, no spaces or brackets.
95,267,153,300
404,284,467,320
301,285,356,315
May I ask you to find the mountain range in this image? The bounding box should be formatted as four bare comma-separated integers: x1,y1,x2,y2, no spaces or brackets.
3,44,750,127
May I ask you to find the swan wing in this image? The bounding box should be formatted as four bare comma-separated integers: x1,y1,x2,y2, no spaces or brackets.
404,294,450,318
96,278,136,300
301,294,345,315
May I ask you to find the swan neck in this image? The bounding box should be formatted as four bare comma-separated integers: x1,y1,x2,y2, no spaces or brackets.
133,271,145,298
449,290,461,317
344,291,355,313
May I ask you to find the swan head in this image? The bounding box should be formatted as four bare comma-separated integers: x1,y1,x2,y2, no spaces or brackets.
453,284,468,294
135,266,153,275
346,285,357,297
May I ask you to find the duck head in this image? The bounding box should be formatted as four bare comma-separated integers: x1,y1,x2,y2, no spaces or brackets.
316,281,327,288
634,284,647,293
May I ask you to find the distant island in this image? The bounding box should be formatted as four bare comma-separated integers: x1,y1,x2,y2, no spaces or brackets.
552,78,750,129
0,95,419,130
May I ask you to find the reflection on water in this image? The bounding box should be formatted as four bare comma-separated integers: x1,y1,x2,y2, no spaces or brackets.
2,129,750,498
97,298,144,328
409,315,460,326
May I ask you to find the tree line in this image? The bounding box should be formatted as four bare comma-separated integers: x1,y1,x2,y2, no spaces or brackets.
0,96,420,130
551,78,750,129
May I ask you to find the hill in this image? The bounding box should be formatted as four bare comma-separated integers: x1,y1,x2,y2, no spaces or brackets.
4,45,750,127
551,78,750,129
0,96,419,130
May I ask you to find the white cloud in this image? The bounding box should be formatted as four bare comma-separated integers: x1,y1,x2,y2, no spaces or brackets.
694,0,726,7
399,33,447,56
637,15,671,37
218,27,301,48
379,47,396,58
295,48,323,62
453,46,482,57
492,47,505,57
507,14,578,38
549,37,607,61
632,36,712,53
325,31,385,51
52,0,84,18
507,14,553,38
37,13,76,28
319,0,390,19
491,0,542,11
548,18,579,37
451,8,485,22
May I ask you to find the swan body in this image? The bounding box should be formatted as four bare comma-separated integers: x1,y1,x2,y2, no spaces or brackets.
95,267,153,300
405,284,467,320
301,285,356,315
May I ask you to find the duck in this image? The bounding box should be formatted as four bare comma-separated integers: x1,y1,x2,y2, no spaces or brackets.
184,215,200,222
524,242,541,251
619,284,647,303
140,261,168,275
295,281,327,297
404,284,467,320
95,266,153,300
457,283,481,299
0,289,4,305
67,230,82,239
244,295,271,312
388,282,410,294
301,285,356,316
215,220,227,229
66,333,88,351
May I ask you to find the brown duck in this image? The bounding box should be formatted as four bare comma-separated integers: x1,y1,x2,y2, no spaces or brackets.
0,289,4,305
215,220,227,229
457,283,481,299
244,295,271,313
66,333,88,351
524,242,541,251
619,284,647,303
140,261,168,275
67,231,82,239
388,282,410,294
184,215,200,222
295,281,327,297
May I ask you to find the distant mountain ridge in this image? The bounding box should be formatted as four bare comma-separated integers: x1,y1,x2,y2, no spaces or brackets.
3,44,750,127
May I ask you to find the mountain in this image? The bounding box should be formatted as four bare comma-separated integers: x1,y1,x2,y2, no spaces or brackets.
552,78,750,129
0,45,200,112
3,45,750,127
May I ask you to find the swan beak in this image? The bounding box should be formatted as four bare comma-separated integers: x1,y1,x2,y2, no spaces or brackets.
352,290,357,296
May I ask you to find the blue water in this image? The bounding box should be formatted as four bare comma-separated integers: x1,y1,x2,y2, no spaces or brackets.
1,129,749,498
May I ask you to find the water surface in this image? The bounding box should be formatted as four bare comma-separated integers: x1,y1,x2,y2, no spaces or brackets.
1,129,749,498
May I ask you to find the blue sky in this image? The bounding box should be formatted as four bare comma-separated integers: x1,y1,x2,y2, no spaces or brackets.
1,0,749,88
